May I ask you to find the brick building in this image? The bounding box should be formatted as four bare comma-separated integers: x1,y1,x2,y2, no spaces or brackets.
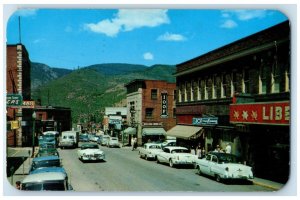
6,44,32,147
171,21,290,183
124,79,176,145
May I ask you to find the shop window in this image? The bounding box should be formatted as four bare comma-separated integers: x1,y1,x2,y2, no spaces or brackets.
151,89,158,100
145,108,154,118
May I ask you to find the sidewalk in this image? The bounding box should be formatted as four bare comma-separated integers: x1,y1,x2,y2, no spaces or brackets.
6,147,285,191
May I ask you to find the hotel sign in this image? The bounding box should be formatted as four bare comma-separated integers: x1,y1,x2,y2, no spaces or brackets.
161,92,168,118
193,117,218,125
230,101,290,125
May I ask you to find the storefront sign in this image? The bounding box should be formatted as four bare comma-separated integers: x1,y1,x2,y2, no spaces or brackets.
161,93,168,118
230,101,290,125
192,117,218,125
6,94,23,106
21,100,35,108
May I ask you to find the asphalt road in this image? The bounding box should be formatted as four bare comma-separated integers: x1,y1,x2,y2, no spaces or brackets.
58,143,274,193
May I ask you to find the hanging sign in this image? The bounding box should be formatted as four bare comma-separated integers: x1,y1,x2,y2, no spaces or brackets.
161,92,168,118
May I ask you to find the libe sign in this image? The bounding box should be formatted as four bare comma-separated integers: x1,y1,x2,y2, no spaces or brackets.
230,101,290,125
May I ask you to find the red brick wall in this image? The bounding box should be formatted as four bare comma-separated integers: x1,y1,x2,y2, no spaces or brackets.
142,80,176,131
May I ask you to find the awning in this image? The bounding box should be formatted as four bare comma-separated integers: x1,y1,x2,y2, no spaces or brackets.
166,125,204,140
142,128,166,136
123,127,136,135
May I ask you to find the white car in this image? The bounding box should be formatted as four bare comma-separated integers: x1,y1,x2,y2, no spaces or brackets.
156,146,197,168
77,143,105,161
138,143,163,160
106,137,119,148
195,152,254,182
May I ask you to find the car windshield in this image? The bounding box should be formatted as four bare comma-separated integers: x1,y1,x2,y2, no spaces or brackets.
217,154,239,164
32,160,60,171
81,145,98,150
149,145,161,149
22,180,65,191
171,149,189,153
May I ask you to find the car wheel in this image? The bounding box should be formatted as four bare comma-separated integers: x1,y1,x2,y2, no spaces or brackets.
215,174,222,182
169,159,174,168
156,157,160,164
145,155,148,160
197,166,202,175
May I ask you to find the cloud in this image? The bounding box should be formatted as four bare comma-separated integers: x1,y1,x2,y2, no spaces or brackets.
14,9,37,17
143,52,154,60
84,9,169,37
32,38,45,44
157,32,187,41
220,19,238,29
232,10,267,21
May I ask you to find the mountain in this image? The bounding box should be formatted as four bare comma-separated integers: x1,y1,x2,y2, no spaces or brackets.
31,62,73,90
31,63,176,124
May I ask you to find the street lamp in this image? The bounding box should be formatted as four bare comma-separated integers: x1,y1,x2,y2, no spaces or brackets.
32,111,36,157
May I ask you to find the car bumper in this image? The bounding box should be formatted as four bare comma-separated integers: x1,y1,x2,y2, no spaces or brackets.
173,160,194,165
82,155,105,160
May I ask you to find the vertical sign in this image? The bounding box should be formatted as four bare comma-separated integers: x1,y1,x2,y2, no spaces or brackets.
161,92,168,118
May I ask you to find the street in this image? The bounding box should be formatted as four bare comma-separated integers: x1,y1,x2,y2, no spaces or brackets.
58,143,274,192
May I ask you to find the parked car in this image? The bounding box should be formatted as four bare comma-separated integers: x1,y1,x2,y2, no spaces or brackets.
77,143,105,162
36,147,59,157
21,172,73,191
29,167,67,175
29,155,61,174
156,146,197,168
100,135,110,146
138,143,163,160
194,152,254,182
106,137,119,148
39,143,56,149
39,131,59,148
161,141,177,148
79,134,89,142
90,135,101,142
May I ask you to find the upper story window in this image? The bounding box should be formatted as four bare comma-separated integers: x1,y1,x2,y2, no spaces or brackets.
271,59,280,93
151,89,158,100
186,81,191,101
260,61,268,94
192,80,198,101
145,108,154,118
243,68,250,93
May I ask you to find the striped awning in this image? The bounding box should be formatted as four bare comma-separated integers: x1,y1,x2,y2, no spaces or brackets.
123,127,136,135
166,125,204,140
142,128,166,136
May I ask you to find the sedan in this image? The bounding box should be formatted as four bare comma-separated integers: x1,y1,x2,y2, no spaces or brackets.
194,152,254,182
77,143,105,162
156,146,197,168
138,143,163,160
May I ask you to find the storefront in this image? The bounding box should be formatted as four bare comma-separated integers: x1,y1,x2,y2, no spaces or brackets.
230,101,290,183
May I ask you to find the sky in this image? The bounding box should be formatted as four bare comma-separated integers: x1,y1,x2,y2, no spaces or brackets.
6,8,288,70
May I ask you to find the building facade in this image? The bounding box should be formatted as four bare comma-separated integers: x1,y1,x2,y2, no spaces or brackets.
6,44,32,147
172,21,290,183
125,79,176,145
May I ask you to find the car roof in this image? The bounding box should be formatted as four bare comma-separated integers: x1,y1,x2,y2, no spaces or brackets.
30,167,66,175
22,172,67,183
33,155,60,162
81,143,98,148
43,131,59,135
164,146,188,150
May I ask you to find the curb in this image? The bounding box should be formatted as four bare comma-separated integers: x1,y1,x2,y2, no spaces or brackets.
252,180,282,191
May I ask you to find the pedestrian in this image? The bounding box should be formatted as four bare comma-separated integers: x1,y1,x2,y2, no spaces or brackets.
196,144,202,158
214,145,224,153
225,143,232,154
132,137,137,151
201,147,206,158
15,181,21,190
